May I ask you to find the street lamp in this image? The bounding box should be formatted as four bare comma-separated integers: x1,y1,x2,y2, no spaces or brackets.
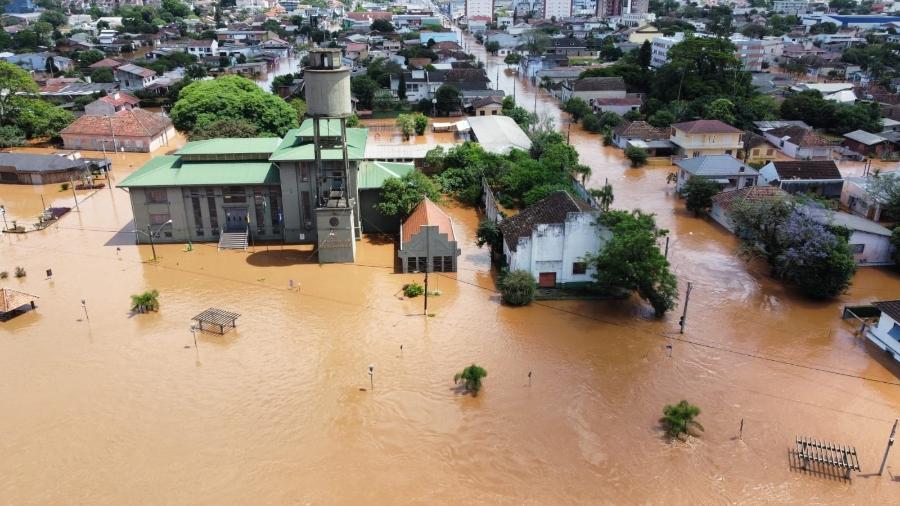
0,205,7,231
431,97,437,116
367,364,375,390
134,219,173,262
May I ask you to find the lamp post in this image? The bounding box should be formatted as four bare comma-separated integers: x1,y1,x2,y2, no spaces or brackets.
0,205,7,231
134,219,173,262
431,97,437,117
367,364,375,390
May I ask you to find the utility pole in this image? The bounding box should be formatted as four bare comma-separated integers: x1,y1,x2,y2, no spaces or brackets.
679,281,693,334
424,225,430,315
878,419,898,476
70,177,79,211
665,236,670,258
147,224,157,263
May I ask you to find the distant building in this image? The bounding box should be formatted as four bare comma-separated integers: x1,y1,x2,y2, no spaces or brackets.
612,120,673,156
465,0,493,21
773,0,809,15
841,176,890,222
115,63,158,91
560,76,626,103
710,185,789,232
398,197,461,273
0,152,88,185
843,130,893,158
465,115,532,154
650,33,684,68
543,0,572,20
60,108,175,153
83,91,140,115
866,300,900,363
499,191,607,289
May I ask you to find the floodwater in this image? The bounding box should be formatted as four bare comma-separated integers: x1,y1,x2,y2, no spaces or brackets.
2,47,900,504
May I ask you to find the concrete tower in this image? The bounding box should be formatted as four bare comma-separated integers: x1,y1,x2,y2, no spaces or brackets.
304,48,358,263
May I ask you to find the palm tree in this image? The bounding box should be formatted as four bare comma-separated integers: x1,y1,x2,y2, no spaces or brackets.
660,400,704,440
573,164,592,185
590,183,614,212
454,364,488,395
130,289,160,313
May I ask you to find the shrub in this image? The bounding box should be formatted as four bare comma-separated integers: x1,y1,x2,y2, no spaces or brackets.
403,282,424,297
60,182,69,191
0,271,8,279
130,289,160,313
14,266,26,278
624,145,649,167
500,270,536,306
581,113,602,133
660,400,704,440
413,113,428,135
454,364,488,394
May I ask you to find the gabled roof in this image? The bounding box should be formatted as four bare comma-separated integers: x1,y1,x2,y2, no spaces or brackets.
471,96,503,108
711,185,788,212
497,191,593,251
767,125,830,147
116,63,156,78
768,160,842,180
175,137,280,157
672,119,742,135
96,92,140,107
88,57,123,69
613,120,667,140
402,196,455,244
60,108,172,138
572,76,626,92
0,288,38,314
675,155,758,177
843,129,887,146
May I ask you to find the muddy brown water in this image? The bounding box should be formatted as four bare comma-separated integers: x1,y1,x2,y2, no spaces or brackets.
2,52,900,503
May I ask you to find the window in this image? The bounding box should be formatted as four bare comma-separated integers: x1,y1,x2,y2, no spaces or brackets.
851,244,865,254
433,256,444,272
207,196,219,231
573,262,587,275
408,257,418,272
443,256,453,272
147,189,167,203
149,213,170,225
191,197,204,236
766,148,774,156
752,149,759,156
418,257,427,272
725,149,733,155
223,186,246,203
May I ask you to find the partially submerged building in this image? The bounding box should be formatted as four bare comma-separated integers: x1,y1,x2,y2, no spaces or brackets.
397,197,460,273
865,300,900,364
759,160,844,198
674,155,759,193
0,152,90,185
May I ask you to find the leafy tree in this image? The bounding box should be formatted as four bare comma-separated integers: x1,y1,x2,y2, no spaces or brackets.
38,10,68,28
0,125,24,147
289,98,307,122
412,112,427,135
585,210,678,316
529,130,566,159
0,62,38,125
504,52,522,65
682,177,720,216
14,99,73,139
396,113,416,139
707,5,734,37
540,142,579,172
522,30,550,54
434,85,460,115
170,76,297,136
581,113,602,133
377,171,441,217
773,209,856,298
189,118,259,140
475,219,502,251
130,289,160,313
648,109,676,128
779,90,834,129
346,114,360,127
485,40,500,55
185,64,207,79
866,173,900,221
661,400,704,440
704,98,736,126
350,75,379,110
76,49,106,67
637,40,652,68
91,67,115,83
597,111,623,130
454,364,488,395
563,97,591,122
370,19,394,33
730,197,795,263
624,145,649,167
652,37,750,103
891,228,900,267
499,270,536,306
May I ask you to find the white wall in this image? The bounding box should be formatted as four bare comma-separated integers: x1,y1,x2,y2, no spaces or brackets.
506,212,606,285
850,231,892,265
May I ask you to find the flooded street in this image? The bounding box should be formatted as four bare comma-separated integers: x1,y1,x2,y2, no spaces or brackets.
1,43,900,503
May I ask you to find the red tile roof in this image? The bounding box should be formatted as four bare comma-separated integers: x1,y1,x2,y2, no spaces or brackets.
60,108,172,138
88,58,123,69
711,185,789,211
401,197,455,244
98,92,140,107
673,119,742,135
347,11,393,21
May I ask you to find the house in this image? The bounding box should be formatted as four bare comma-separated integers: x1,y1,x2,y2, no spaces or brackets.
591,96,642,116
466,115,531,154
471,96,503,116
789,82,858,103
843,130,893,158
83,91,140,115
670,120,744,158
806,206,894,264
741,132,779,165
761,125,833,160
759,160,844,197
1,52,74,73
561,76,626,103
344,42,368,61
60,108,176,153
0,152,89,185
675,155,760,193
88,57,124,71
216,30,275,45
397,197,461,273
840,175,891,222
115,63,158,91
187,39,218,58
628,24,662,44
357,161,414,233
612,121,674,157
498,191,608,289
710,185,790,232
546,37,589,56
864,300,900,363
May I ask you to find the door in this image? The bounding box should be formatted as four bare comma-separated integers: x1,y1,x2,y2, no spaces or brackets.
224,207,249,232
538,272,557,288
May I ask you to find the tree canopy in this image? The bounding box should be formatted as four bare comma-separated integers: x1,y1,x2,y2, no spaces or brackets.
377,170,442,217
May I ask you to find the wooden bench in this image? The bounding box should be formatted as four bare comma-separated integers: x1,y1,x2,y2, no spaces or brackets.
796,436,860,479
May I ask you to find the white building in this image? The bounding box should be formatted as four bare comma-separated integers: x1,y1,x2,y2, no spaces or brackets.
806,207,894,265
543,0,572,20
650,32,684,68
465,0,494,20
773,0,809,15
866,301,900,364
498,191,608,289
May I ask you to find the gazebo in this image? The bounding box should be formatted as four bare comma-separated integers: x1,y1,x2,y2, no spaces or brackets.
0,288,38,320
191,307,240,335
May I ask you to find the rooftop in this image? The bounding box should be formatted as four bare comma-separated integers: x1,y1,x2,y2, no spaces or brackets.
60,108,172,138
766,125,830,147
467,115,532,155
675,155,758,177
117,156,279,188
768,160,842,180
401,197,455,244
711,185,789,212
270,119,368,161
0,153,83,173
498,191,594,251
843,130,887,146
873,300,900,323
358,161,414,189
175,137,281,157
116,63,156,78
572,76,626,92
673,119,743,135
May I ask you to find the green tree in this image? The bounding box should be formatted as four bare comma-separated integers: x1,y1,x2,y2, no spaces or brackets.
377,171,441,217
76,49,106,67
522,30,550,54
434,85,460,115
454,364,488,395
38,10,68,28
189,118,259,140
504,52,522,65
866,173,900,221
638,40,652,68
585,210,678,316
773,209,856,298
591,183,614,211
15,99,74,139
130,289,160,313
370,19,394,33
396,113,416,139
91,67,115,83
289,98,307,122
0,62,38,125
563,97,591,122
485,40,500,55
170,75,297,136
350,75,379,110
581,113,602,133
624,145,649,167
499,270,536,306
475,219,502,251
540,142,579,172
0,125,24,147
682,177,720,216
891,228,900,267
661,400,704,440
412,112,427,135
704,98,736,126
648,109,676,128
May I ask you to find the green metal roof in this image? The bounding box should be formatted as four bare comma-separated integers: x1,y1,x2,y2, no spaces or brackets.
118,156,280,188
175,137,281,156
358,161,414,189
270,121,368,161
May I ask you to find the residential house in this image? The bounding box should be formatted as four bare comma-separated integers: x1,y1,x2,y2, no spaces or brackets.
546,37,589,56
498,191,608,289
466,115,531,154
806,206,894,264
790,82,857,103
841,176,890,222
187,39,218,58
344,42,368,62
216,30,275,45
759,160,844,197
710,185,790,232
670,120,744,158
628,24,661,44
60,108,175,153
115,63,158,91
83,91,140,115
674,155,760,193
741,132,779,165
843,130,893,158
650,32,684,68
88,57,123,71
471,96,503,116
591,97,642,116
864,300,900,363
560,76,626,103
612,121,674,156
1,52,74,73
0,152,89,185
762,125,833,160
397,196,461,273
484,31,521,56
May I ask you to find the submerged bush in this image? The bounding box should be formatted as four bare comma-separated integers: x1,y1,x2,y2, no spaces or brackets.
403,282,424,298
14,266,26,278
500,270,536,306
